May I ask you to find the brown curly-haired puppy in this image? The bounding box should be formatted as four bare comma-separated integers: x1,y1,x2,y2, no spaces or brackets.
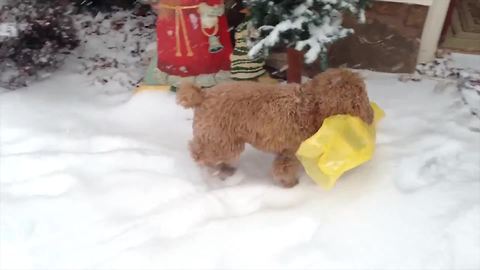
177,69,373,187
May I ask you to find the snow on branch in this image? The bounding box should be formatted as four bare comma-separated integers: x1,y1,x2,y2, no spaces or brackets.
248,16,307,60
246,0,368,64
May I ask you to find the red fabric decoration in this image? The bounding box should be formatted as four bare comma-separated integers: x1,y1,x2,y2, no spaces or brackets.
155,0,232,77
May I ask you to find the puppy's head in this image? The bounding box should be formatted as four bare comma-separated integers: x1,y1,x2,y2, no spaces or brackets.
304,69,365,94
304,69,373,124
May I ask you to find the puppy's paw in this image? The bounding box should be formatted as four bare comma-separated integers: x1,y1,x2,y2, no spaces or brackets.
212,164,237,180
277,177,299,188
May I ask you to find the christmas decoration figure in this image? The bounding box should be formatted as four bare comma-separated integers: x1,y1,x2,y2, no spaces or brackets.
137,0,233,92
244,0,370,83
230,21,266,80
229,8,277,83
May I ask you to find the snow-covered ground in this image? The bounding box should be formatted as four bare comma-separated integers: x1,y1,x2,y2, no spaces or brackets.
1,26,480,269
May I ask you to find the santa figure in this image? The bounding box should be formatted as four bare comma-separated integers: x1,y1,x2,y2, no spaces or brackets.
139,0,233,91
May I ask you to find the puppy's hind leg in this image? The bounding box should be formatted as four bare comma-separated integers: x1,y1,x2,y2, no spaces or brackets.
189,137,245,180
210,141,245,180
212,163,237,180
272,152,301,188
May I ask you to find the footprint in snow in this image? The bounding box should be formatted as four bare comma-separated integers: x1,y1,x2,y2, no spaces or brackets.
393,140,473,192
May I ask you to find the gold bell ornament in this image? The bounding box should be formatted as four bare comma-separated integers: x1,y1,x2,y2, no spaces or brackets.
198,3,224,54
208,34,223,53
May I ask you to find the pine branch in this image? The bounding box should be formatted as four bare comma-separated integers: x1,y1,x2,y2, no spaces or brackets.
245,0,371,64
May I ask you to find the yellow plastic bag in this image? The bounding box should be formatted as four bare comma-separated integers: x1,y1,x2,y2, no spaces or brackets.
296,102,385,189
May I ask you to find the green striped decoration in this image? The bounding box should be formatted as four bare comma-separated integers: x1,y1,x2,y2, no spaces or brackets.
230,22,266,80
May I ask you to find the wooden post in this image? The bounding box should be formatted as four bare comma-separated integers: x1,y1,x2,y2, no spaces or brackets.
287,48,303,83
417,0,451,63
375,0,450,64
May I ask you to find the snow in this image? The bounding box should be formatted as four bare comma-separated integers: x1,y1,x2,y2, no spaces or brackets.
1,19,480,269
74,11,156,89
413,56,480,118
1,61,480,269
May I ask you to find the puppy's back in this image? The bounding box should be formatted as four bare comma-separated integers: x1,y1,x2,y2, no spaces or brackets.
192,81,308,151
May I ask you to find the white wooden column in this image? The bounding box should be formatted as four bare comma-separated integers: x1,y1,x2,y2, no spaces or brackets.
417,0,451,63
376,0,451,64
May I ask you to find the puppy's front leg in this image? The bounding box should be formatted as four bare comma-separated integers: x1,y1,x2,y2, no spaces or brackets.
211,163,237,180
272,152,300,188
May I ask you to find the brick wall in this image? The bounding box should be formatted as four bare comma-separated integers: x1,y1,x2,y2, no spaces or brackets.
263,2,430,77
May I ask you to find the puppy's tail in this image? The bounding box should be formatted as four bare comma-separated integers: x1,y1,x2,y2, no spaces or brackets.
177,81,204,108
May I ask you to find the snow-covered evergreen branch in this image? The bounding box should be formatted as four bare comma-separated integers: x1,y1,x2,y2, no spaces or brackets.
245,0,368,64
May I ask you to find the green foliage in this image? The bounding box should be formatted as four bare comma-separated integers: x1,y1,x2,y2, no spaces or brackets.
73,0,139,12
245,0,370,63
0,0,80,89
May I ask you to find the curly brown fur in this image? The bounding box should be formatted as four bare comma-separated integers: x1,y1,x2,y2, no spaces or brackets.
177,81,204,108
178,68,373,187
